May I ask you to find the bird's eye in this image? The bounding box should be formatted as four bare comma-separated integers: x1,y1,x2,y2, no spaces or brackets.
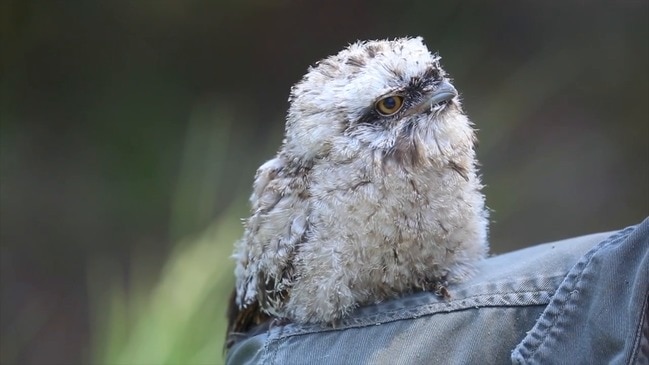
375,96,404,116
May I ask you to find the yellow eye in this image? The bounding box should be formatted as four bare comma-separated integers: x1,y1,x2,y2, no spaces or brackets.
375,95,404,116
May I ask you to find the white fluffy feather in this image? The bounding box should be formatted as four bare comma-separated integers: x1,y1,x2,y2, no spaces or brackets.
232,36,489,324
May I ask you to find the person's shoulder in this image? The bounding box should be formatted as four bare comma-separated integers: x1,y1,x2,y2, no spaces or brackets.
226,220,648,365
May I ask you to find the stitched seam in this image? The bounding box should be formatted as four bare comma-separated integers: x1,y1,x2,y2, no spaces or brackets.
270,289,555,340
262,325,281,364
348,289,555,324
527,227,634,362
628,281,649,364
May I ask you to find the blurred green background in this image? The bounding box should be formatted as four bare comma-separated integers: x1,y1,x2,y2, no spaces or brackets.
1,1,647,364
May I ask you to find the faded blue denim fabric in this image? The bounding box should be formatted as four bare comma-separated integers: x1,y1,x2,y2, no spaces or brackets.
226,218,649,365
512,218,649,365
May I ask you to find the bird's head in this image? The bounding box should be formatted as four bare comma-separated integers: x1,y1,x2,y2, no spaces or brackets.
285,37,475,167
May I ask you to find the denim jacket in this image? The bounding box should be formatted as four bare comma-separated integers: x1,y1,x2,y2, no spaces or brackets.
226,218,649,365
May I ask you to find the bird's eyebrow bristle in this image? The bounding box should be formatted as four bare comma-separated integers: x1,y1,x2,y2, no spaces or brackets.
423,66,442,80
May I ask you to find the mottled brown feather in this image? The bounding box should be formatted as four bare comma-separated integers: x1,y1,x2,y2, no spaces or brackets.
225,289,270,350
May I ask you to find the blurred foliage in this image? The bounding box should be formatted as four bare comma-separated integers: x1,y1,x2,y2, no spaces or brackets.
85,109,248,365
1,0,647,364
88,204,242,365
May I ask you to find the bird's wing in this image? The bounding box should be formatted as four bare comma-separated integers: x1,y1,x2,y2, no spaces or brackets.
227,156,310,342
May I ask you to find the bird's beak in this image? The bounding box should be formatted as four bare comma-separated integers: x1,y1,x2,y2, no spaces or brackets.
407,80,458,116
428,80,458,106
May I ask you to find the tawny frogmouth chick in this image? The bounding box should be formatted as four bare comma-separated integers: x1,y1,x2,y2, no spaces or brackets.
227,36,489,348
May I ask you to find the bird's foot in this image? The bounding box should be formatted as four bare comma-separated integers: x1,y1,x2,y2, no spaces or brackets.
431,277,451,300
